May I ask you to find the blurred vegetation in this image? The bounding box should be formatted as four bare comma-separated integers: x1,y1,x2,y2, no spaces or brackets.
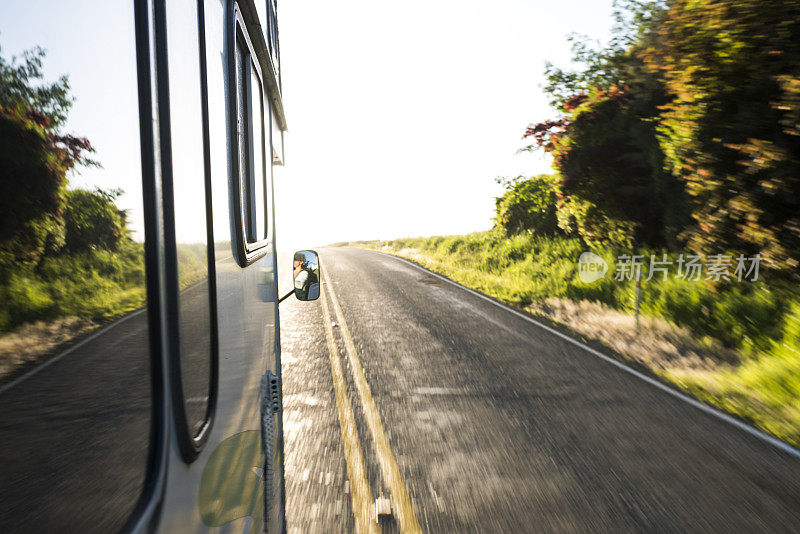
0,45,206,339
0,46,89,271
0,44,142,334
507,0,799,383
62,188,129,253
494,174,560,237
651,0,800,272
530,0,685,249
527,0,800,275
0,242,147,332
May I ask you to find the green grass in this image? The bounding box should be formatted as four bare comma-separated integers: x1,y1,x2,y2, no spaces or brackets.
343,231,800,447
0,240,214,381
0,242,146,332
664,305,800,445
176,242,211,289
0,241,210,335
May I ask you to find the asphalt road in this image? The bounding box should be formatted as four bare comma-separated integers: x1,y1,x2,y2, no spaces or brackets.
0,279,212,533
280,247,800,533
0,307,152,533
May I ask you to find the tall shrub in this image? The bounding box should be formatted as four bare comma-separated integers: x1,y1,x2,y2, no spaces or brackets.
652,0,800,273
494,175,560,236
0,46,93,273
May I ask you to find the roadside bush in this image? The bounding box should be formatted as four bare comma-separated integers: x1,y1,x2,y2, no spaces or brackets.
652,0,800,273
552,88,687,248
0,243,147,334
494,175,560,236
63,189,128,253
0,274,56,328
176,243,209,288
0,105,67,271
639,276,786,354
0,46,95,273
0,47,151,339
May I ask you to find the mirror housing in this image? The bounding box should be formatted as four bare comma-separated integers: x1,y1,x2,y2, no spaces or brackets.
292,250,320,301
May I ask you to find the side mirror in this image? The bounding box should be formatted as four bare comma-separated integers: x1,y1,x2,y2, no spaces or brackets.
292,250,320,301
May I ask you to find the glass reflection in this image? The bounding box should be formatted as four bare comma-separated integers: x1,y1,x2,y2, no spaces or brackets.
293,250,320,301
0,2,151,531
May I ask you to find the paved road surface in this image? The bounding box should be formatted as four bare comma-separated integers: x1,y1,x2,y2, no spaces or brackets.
0,280,211,533
280,247,800,533
4,246,799,532
0,307,152,532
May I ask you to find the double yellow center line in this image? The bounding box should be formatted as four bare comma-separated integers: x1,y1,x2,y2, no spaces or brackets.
321,273,422,534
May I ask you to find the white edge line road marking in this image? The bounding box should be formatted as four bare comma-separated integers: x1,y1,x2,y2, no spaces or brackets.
0,308,147,396
324,274,424,534
321,285,379,534
363,249,800,461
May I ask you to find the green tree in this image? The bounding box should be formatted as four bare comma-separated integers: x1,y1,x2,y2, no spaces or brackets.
527,0,689,248
0,105,66,270
494,174,560,236
63,189,129,253
543,0,668,113
0,46,72,128
652,0,800,273
528,87,686,248
0,45,94,273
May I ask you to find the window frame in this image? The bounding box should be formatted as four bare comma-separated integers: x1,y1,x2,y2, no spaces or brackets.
266,0,280,79
229,5,272,266
157,0,220,464
128,0,171,530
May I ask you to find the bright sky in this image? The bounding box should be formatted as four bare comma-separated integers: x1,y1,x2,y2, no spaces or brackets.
3,0,617,251
274,0,616,252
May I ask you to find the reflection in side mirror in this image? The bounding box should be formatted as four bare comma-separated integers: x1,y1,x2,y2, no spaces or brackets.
292,250,320,301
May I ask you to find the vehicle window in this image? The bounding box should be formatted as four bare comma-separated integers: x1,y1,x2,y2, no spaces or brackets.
166,0,216,441
248,62,267,243
235,36,251,241
266,0,280,75
233,17,269,260
0,2,153,532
